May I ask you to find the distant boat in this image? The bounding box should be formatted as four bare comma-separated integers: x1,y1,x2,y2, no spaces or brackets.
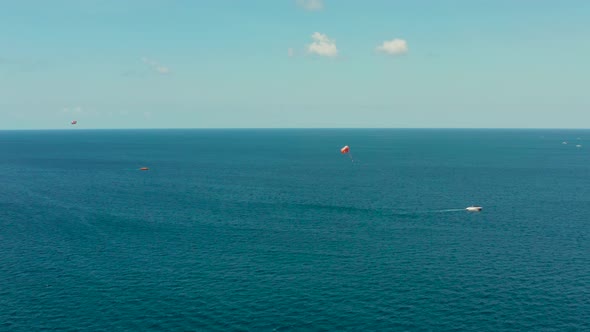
562,141,568,145
466,206,482,212
139,167,149,171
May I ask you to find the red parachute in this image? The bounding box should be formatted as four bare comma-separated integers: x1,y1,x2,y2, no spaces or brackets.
341,145,353,162
71,120,78,125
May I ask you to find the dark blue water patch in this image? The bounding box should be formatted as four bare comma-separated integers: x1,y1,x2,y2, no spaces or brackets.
1,129,589,331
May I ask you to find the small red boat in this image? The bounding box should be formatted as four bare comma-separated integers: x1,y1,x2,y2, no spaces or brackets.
139,167,149,171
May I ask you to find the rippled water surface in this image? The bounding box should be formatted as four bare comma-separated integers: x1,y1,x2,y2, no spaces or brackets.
1,129,589,331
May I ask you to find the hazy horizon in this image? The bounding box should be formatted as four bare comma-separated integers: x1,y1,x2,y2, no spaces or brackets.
3,127,590,132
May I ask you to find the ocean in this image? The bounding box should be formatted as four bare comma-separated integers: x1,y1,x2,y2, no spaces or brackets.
1,129,589,331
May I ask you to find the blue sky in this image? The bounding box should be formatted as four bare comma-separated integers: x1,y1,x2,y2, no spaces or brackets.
1,0,589,129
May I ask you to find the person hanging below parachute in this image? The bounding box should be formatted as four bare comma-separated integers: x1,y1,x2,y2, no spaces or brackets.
341,145,353,162
71,120,77,125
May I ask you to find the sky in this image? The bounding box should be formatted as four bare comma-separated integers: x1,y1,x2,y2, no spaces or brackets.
1,0,589,129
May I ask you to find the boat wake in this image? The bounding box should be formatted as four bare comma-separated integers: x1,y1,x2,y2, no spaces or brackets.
424,208,467,213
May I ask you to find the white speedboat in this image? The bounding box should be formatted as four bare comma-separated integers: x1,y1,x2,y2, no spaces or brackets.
466,206,482,212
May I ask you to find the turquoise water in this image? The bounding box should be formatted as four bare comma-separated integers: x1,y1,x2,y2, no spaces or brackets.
1,129,589,331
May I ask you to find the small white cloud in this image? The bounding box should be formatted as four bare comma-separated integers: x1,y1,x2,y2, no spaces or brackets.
156,66,170,74
296,0,323,11
61,106,83,114
141,57,156,66
376,38,409,55
288,48,295,57
141,57,170,75
307,32,338,57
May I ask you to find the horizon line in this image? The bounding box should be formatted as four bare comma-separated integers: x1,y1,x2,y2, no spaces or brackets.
2,127,590,131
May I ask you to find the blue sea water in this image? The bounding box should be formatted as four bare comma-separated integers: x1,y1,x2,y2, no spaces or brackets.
1,129,589,331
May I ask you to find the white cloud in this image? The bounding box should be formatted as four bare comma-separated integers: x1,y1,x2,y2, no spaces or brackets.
61,106,83,115
296,0,323,11
59,106,104,118
141,57,156,66
156,66,170,74
141,57,170,74
307,32,338,57
376,38,408,55
288,48,295,57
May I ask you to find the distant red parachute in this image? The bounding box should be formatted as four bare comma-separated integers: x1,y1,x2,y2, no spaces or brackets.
341,145,353,162
71,120,77,125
